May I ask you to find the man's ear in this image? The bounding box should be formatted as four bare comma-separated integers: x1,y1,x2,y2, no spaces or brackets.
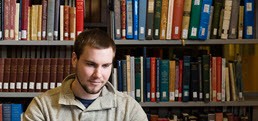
72,52,78,68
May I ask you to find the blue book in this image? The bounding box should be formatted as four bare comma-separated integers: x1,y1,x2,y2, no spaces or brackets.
138,0,147,40
11,104,23,121
133,0,139,40
243,0,254,39
156,58,160,102
159,59,169,102
117,60,123,92
3,104,12,121
182,56,191,102
198,0,213,40
145,57,151,102
126,0,134,39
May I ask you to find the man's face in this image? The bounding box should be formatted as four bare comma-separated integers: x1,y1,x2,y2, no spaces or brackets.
72,46,114,94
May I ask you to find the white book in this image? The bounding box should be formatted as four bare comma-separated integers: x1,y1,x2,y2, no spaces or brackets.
130,56,135,99
221,58,226,102
221,0,233,39
166,0,175,40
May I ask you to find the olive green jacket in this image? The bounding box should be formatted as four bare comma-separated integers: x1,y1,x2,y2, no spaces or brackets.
23,74,148,121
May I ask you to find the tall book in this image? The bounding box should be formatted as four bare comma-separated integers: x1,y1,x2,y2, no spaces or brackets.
11,104,23,121
49,58,57,89
145,57,150,101
159,0,169,40
181,0,192,39
153,0,162,40
126,0,133,39
182,56,190,102
228,0,240,39
171,0,184,40
150,57,156,102
22,58,30,92
9,58,17,92
135,57,141,102
4,0,11,40
243,0,254,39
3,58,11,92
2,104,11,121
54,0,60,40
202,54,210,102
47,0,55,40
0,0,3,40
69,0,76,40
42,58,50,92
114,0,121,39
228,62,237,101
64,0,70,40
56,58,64,87
0,58,4,92
165,0,174,40
28,58,38,92
76,0,84,36
198,0,212,40
169,60,176,101
160,59,169,102
41,0,48,40
35,58,44,92
145,0,155,40
138,0,147,40
156,58,160,102
190,61,199,101
121,0,126,39
210,0,223,39
238,0,244,39
133,0,139,40
221,0,233,39
188,0,203,39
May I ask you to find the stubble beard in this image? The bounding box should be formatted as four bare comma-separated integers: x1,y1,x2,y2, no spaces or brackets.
76,74,105,94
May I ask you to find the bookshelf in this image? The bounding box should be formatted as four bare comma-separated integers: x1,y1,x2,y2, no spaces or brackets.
0,0,258,120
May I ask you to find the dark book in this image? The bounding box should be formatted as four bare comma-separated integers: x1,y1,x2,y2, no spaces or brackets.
3,58,11,92
145,0,155,40
54,0,60,40
190,61,199,101
0,58,4,92
35,58,44,92
153,0,162,40
16,58,24,92
49,58,57,89
198,57,203,101
0,0,3,40
210,0,223,39
202,54,210,102
42,58,51,92
114,0,121,39
56,58,64,87
159,59,169,102
41,0,48,40
2,104,11,121
28,58,38,92
47,0,55,40
182,56,191,102
22,58,30,92
135,57,141,102
9,58,17,92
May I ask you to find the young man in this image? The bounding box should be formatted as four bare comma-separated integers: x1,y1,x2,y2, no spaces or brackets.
23,29,148,121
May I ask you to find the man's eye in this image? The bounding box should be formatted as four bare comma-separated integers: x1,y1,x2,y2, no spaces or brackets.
86,63,95,67
103,64,111,68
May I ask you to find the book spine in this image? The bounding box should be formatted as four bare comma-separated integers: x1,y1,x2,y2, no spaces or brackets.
188,0,202,39
16,58,24,92
76,0,84,36
181,0,192,39
153,0,162,40
0,58,4,92
22,58,30,92
64,3,70,40
169,60,176,101
114,0,121,39
171,0,184,40
210,0,223,39
160,60,169,102
238,2,244,39
228,0,240,39
47,0,55,40
126,0,133,39
9,58,17,92
138,0,147,40
198,0,212,40
190,61,198,101
121,0,126,39
243,0,254,39
42,58,50,92
182,56,190,102
69,4,76,41
54,0,60,40
145,0,154,40
3,58,11,92
0,0,3,40
159,0,169,40
28,58,37,92
35,58,44,92
150,57,156,102
37,4,42,40
221,0,233,39
56,58,64,87
135,58,141,102
4,0,10,40
202,54,210,102
133,0,139,40
165,0,174,40
49,58,57,89
9,0,16,40
41,0,48,40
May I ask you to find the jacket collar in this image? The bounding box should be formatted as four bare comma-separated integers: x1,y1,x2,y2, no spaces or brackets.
59,74,118,111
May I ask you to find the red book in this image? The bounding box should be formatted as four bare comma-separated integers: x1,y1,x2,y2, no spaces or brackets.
9,58,17,92
21,0,30,40
216,57,222,101
150,57,156,102
0,58,4,92
3,58,11,92
35,58,44,92
42,58,50,92
28,58,37,92
212,57,217,101
4,0,10,40
22,58,30,92
121,0,126,39
178,60,183,101
16,58,24,92
64,3,70,40
41,0,48,40
171,0,184,39
76,0,84,36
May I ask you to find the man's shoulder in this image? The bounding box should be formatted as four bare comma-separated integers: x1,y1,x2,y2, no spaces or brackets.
36,86,61,100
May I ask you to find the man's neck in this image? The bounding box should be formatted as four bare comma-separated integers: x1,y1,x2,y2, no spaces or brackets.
71,80,101,100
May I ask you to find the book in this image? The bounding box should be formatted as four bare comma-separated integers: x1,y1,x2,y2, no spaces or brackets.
210,0,223,39
76,0,84,36
135,57,141,102
0,58,4,92
114,0,121,39
2,104,11,121
160,59,169,102
221,0,233,39
126,0,133,39
190,61,199,101
133,0,139,40
169,60,176,101
198,0,212,40
9,58,17,92
42,58,51,92
150,57,156,102
69,0,76,40
228,0,240,39
181,0,192,39
243,0,254,39
159,0,169,40
41,0,48,40
145,0,155,40
64,0,70,40
3,58,11,92
182,56,190,102
188,0,203,39
11,104,23,121
171,0,184,40
54,0,60,40
153,0,162,40
165,0,174,40
47,0,55,40
28,58,38,92
35,58,44,92
22,58,30,92
138,0,147,40
121,0,126,39
202,54,210,102
238,0,244,39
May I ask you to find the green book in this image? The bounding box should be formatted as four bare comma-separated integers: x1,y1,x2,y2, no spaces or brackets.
159,59,169,102
188,0,203,39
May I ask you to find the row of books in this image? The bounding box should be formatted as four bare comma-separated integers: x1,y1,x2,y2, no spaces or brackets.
113,0,255,40
0,103,23,121
0,0,84,41
111,54,244,102
147,112,249,121
0,58,74,92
